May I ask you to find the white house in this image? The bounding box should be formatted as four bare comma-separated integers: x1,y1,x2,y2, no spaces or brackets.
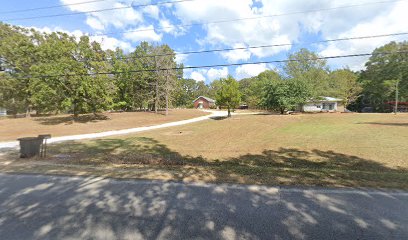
301,97,344,112
0,107,6,116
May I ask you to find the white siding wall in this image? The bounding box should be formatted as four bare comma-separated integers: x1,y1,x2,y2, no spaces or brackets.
302,102,339,112
303,103,322,112
0,107,6,116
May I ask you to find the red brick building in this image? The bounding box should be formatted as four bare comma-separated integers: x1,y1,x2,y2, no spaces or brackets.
193,96,216,109
386,101,408,112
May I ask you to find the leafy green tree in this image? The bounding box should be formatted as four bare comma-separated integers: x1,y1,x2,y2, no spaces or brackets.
359,41,408,112
208,79,222,99
0,23,41,116
328,69,362,107
284,49,330,98
173,78,198,107
0,72,25,116
215,76,241,117
78,37,114,115
239,70,281,108
262,79,310,114
30,32,80,114
107,48,132,110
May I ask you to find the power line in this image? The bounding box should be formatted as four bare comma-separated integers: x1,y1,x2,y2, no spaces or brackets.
94,0,407,37
7,50,408,79
2,0,404,37
1,0,197,21
2,32,405,64
86,32,408,62
0,0,108,14
1,31,407,68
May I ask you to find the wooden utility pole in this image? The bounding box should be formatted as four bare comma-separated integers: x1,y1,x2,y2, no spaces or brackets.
394,80,399,114
394,74,401,114
154,55,159,114
165,69,169,116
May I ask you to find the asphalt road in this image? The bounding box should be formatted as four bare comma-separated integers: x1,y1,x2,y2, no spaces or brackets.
0,173,407,240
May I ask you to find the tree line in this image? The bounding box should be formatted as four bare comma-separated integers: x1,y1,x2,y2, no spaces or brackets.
1,22,407,117
178,43,407,114
0,23,180,117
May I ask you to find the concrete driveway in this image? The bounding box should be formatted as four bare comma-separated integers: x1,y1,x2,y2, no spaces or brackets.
0,173,407,239
0,110,228,149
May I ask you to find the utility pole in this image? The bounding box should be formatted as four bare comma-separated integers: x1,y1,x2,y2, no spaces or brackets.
165,69,169,116
154,55,159,114
394,77,399,114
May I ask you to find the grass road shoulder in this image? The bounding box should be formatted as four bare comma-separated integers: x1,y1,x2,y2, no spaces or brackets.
1,113,408,189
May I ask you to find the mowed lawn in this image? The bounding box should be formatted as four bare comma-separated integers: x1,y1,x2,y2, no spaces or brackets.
0,109,208,141
2,113,408,189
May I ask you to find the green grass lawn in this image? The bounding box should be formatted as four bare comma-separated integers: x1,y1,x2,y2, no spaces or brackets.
2,113,408,189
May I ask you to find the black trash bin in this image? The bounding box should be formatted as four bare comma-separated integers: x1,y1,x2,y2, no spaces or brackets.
18,137,43,158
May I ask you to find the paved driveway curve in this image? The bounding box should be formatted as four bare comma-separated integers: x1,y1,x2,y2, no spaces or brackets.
0,110,226,149
0,173,407,240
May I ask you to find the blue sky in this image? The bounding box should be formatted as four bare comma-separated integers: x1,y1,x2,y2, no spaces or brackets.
1,0,408,83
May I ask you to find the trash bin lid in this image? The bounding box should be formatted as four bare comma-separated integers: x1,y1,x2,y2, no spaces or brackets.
17,137,40,141
38,134,51,139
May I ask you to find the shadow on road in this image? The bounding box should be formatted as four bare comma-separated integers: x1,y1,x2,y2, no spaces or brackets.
0,173,407,239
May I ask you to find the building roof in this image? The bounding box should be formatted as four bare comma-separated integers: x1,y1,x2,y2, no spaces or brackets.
307,97,342,103
193,96,216,103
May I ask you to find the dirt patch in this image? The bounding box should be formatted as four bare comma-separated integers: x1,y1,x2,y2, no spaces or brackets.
162,130,194,136
0,109,209,141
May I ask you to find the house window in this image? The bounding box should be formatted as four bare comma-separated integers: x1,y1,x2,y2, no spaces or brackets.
316,105,321,108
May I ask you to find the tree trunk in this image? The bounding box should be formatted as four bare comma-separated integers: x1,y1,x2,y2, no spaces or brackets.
155,81,159,114
154,55,159,114
73,102,78,121
165,91,169,116
165,71,169,116
25,106,31,118
227,107,231,117
280,108,285,115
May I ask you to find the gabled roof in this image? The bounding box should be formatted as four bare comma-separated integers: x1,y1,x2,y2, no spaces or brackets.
307,96,342,102
193,96,216,103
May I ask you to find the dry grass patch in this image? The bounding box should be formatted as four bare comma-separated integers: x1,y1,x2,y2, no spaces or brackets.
1,113,408,189
0,109,208,141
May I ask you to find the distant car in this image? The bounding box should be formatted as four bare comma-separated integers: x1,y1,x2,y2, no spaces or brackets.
238,104,248,109
361,107,374,113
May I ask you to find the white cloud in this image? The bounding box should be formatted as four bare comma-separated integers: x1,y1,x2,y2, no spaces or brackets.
221,43,251,63
235,63,271,79
91,35,133,52
207,67,229,81
60,0,144,30
159,19,175,33
187,67,229,82
86,17,105,31
123,25,162,42
174,0,408,69
175,53,188,64
143,5,160,20
190,71,206,82
29,26,133,52
318,1,408,70
174,0,295,61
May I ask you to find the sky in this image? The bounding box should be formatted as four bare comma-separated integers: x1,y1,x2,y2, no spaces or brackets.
1,0,408,83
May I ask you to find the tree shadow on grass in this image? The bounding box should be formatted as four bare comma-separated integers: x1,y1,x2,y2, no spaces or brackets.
33,114,110,125
209,116,228,121
357,122,408,127
23,137,406,189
